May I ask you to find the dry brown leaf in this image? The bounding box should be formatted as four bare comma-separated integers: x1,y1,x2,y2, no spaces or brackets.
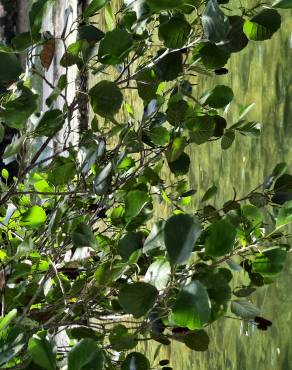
40,38,55,71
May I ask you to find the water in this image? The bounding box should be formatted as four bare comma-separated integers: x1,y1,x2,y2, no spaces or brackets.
38,2,292,368
146,10,292,370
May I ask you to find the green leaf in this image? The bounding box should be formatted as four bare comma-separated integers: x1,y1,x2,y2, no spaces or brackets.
149,126,170,146
276,200,292,227
202,184,217,202
144,258,171,290
79,25,105,43
164,214,202,265
20,205,47,229
2,136,22,160
272,0,292,8
83,0,107,18
242,204,263,228
166,99,188,127
109,325,137,351
231,300,260,319
196,42,230,69
34,109,65,137
166,136,187,162
121,352,150,370
118,232,144,259
118,282,158,318
28,331,56,370
124,190,150,222
48,157,75,186
136,69,160,102
0,327,27,366
171,280,211,329
224,16,249,53
221,129,235,150
1,169,9,181
68,339,104,370
243,9,281,41
143,221,165,253
205,219,236,257
252,247,287,277
30,0,55,38
202,0,230,43
72,222,98,249
159,15,191,49
146,0,185,11
89,80,123,117
204,85,234,108
98,29,133,65
0,309,17,332
94,162,112,195
156,51,183,81
187,115,215,145
183,330,210,351
0,53,22,83
12,32,33,52
168,152,190,176
0,85,38,129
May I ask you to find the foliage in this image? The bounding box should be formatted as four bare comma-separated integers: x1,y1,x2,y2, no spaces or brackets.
0,0,291,369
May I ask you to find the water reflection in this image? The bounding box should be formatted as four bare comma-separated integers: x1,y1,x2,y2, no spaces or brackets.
145,10,292,370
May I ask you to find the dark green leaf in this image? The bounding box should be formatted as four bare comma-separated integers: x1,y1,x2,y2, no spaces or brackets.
68,339,104,370
159,16,191,48
72,222,98,249
143,221,165,253
224,16,249,53
124,190,150,222
149,126,170,146
202,184,217,202
83,0,107,18
183,330,210,351
171,280,211,329
0,52,22,83
164,214,201,265
156,51,183,81
187,115,215,145
48,157,75,186
221,129,235,150
204,85,234,108
168,152,190,176
94,162,112,195
231,300,260,319
121,352,150,370
28,331,56,370
34,109,65,137
196,42,230,69
205,219,236,257
276,200,292,227
118,282,159,318
0,85,38,129
146,0,185,11
166,136,187,162
89,80,123,117
243,9,281,41
98,29,133,65
166,99,188,127
0,327,27,366
253,247,287,277
272,0,292,8
118,232,144,259
109,325,137,351
136,69,160,102
12,32,33,52
30,0,55,38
